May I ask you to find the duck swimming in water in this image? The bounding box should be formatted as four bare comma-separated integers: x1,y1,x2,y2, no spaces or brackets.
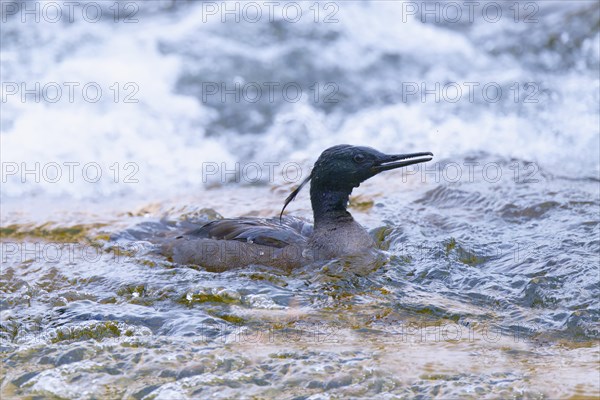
157,145,433,271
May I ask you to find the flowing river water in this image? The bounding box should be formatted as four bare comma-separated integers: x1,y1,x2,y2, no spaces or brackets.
1,1,599,398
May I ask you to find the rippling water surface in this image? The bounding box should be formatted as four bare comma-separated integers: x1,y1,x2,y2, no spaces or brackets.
1,1,599,398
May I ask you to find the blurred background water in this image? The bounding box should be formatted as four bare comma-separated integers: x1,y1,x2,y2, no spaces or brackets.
1,1,599,398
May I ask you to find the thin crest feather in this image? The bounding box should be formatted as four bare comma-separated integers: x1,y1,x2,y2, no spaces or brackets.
279,173,311,222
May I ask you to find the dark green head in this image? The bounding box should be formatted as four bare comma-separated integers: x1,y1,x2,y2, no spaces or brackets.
310,144,433,190
280,144,433,219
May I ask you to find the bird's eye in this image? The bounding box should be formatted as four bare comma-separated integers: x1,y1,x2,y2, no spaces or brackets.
353,154,366,163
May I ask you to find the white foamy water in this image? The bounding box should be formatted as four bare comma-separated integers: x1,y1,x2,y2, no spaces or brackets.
1,3,599,399
1,1,598,199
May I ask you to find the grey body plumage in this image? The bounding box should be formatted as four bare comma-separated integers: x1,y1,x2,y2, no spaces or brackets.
159,145,433,270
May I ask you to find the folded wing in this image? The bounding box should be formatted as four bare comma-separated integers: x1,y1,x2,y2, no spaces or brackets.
182,217,313,249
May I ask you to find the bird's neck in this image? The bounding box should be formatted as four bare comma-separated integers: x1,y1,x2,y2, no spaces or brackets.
310,185,354,228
